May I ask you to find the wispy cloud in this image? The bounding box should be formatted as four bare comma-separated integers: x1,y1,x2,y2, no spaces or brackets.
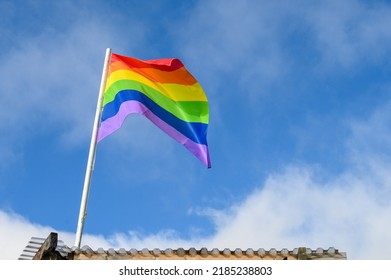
0,3,146,173
176,0,391,98
0,22,115,143
2,0,391,261
304,0,391,69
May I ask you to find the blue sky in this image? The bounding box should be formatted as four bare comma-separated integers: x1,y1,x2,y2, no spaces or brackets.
1,0,391,259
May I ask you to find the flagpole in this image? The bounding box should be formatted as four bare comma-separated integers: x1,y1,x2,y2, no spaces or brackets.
74,48,112,248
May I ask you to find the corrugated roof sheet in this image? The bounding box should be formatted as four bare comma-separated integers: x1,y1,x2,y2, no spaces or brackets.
70,246,346,260
18,232,347,260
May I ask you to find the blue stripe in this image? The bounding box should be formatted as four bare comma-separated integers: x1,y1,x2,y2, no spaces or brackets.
101,90,208,145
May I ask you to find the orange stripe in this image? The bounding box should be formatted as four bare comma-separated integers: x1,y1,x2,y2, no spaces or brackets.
107,60,198,85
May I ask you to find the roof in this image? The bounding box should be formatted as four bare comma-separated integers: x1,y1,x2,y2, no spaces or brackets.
19,232,347,260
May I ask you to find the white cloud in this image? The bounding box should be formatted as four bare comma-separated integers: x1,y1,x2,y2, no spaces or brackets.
3,157,391,260
0,210,55,259
2,0,391,261
0,208,198,259
203,166,391,259
3,100,391,259
0,209,115,259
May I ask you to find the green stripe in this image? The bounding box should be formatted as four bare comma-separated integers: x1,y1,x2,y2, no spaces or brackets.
103,80,209,124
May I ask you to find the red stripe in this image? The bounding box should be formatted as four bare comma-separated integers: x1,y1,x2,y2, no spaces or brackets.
111,53,185,72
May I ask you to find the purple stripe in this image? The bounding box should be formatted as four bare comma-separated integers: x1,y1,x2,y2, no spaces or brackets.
98,100,211,168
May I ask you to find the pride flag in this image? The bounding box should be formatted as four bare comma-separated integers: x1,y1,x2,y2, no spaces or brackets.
97,53,211,168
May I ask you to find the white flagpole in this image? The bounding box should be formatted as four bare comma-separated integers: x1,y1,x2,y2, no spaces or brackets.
74,48,112,248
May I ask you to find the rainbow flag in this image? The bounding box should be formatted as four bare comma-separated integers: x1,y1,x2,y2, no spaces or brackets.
97,53,211,168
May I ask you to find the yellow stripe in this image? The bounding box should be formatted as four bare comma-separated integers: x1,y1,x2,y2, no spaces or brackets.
105,70,207,102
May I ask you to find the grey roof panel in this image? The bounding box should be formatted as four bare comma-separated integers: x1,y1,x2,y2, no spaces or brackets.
19,233,347,260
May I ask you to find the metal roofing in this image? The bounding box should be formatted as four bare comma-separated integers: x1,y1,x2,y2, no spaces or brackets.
18,232,347,260
18,236,69,260
70,246,346,260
